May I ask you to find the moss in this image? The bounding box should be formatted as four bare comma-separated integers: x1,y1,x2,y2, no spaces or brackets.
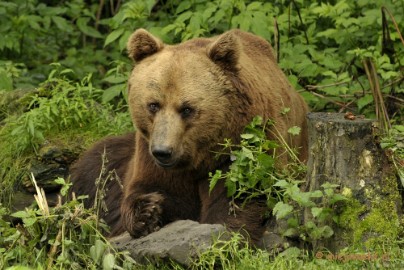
338,195,367,244
338,175,402,249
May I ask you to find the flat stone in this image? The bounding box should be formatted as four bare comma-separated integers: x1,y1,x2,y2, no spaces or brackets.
109,220,227,266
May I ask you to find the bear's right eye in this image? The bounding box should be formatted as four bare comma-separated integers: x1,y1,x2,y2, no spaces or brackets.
148,103,160,113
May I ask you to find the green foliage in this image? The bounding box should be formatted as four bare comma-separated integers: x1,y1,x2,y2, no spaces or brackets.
0,0,112,81
101,60,131,103
0,0,403,268
210,116,347,245
190,231,404,270
0,61,31,91
0,177,137,269
209,117,279,204
1,63,132,154
273,181,346,242
104,0,156,50
102,0,404,119
191,232,271,269
380,125,404,187
0,64,132,205
2,0,403,118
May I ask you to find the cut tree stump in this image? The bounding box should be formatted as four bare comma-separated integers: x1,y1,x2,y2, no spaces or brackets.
305,112,402,251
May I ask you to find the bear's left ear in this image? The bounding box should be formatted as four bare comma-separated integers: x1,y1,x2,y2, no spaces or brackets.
207,31,240,72
127,29,164,62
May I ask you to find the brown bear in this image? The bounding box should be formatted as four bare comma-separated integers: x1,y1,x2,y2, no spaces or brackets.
70,29,308,244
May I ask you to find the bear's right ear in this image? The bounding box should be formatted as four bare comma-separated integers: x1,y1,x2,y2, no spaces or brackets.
127,29,164,62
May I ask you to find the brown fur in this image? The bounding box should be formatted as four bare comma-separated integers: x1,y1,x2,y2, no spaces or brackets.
71,29,308,244
70,133,135,235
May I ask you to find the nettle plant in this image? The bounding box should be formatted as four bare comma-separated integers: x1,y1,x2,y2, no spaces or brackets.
209,116,347,245
4,63,131,154
0,177,136,269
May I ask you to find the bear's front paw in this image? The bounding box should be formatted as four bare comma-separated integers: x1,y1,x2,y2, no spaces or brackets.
121,192,164,238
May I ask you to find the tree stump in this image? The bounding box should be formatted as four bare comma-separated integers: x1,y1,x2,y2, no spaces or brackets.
305,112,402,251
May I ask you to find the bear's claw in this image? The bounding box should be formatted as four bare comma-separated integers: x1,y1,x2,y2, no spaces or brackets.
121,192,164,238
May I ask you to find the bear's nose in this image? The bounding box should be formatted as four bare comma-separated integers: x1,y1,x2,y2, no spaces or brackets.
151,146,173,165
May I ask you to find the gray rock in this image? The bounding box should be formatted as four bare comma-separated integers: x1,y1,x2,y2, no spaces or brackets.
109,220,227,266
259,217,298,255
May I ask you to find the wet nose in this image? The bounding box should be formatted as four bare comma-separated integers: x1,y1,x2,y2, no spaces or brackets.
151,146,173,164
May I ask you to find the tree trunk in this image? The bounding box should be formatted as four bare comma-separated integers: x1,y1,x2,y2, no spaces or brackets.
305,112,402,251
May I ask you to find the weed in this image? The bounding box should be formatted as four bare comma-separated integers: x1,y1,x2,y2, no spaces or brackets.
0,64,132,205
381,124,404,188
209,116,347,247
0,176,137,269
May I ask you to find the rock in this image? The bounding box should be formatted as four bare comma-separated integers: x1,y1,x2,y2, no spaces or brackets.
259,217,298,254
22,139,82,193
109,220,227,266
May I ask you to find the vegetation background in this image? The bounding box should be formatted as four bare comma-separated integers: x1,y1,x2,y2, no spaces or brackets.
0,0,403,269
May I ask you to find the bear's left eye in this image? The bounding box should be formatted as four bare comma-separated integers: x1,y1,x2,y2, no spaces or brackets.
179,106,194,119
148,103,160,113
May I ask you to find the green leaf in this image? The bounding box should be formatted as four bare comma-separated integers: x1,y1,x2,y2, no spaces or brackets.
104,28,125,47
90,239,106,262
273,202,293,220
23,217,37,227
281,107,291,115
162,24,177,35
321,182,339,189
240,133,254,140
241,147,254,160
5,266,33,270
393,125,404,132
52,16,70,31
0,71,13,91
209,170,222,193
283,228,298,237
247,2,262,11
28,120,35,136
176,1,191,14
319,225,334,238
55,177,72,196
279,247,301,258
26,15,42,31
225,180,237,197
287,217,299,228
102,84,125,103
103,75,127,84
287,126,301,136
102,253,116,270
310,190,323,198
119,30,132,51
77,17,103,38
291,192,315,207
273,179,290,188
257,153,274,170
311,207,323,218
329,194,347,204
11,211,32,218
176,11,193,23
357,94,373,111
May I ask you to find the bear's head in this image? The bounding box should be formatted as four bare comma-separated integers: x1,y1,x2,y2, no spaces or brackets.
127,29,249,170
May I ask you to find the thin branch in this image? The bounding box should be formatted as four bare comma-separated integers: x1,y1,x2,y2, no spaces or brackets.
381,6,404,47
95,0,105,31
305,80,351,90
273,17,280,63
362,58,391,132
291,0,309,45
